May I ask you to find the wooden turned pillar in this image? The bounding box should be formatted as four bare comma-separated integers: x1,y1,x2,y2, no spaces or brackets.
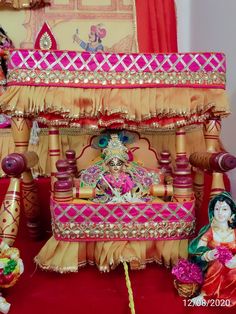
191,117,222,210
192,169,204,211
159,151,172,175
65,150,78,177
48,127,61,191
54,160,73,202
204,117,222,153
172,158,193,202
173,128,193,202
210,172,225,198
159,151,172,185
204,117,225,197
11,117,41,240
175,128,187,160
0,177,20,246
0,151,39,245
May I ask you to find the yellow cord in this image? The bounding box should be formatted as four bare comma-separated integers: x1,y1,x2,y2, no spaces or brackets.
123,261,136,314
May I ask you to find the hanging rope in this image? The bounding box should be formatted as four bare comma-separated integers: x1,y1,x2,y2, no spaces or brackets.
123,261,136,314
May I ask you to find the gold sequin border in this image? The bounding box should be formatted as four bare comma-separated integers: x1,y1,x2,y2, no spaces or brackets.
7,69,226,88
52,220,196,241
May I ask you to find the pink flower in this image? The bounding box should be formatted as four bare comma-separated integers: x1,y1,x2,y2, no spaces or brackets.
172,259,203,284
216,246,233,265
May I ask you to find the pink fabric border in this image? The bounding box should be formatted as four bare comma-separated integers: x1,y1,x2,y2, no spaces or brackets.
51,198,196,241
8,50,226,73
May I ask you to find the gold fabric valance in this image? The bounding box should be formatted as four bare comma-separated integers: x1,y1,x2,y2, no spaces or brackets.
0,86,229,130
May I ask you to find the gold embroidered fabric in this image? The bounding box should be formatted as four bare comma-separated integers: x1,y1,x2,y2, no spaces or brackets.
0,86,229,127
52,221,195,241
34,236,189,272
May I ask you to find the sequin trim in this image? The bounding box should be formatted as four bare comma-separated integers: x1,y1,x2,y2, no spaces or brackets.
7,68,225,89
51,199,196,241
52,220,196,241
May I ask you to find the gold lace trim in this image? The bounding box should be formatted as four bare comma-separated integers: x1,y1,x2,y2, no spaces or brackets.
52,220,196,241
8,68,226,88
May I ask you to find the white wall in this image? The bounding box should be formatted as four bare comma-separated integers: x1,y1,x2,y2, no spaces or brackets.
176,0,236,197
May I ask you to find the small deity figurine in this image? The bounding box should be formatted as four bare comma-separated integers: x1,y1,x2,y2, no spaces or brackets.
79,134,161,203
73,24,106,52
189,192,236,306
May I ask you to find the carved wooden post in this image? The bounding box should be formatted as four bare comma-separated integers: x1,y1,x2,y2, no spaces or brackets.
175,128,187,160
0,177,20,246
65,150,78,177
48,127,61,191
159,151,172,175
54,160,73,203
204,117,225,197
173,128,193,202
204,117,222,153
0,151,39,245
192,169,204,212
172,158,193,203
11,117,41,239
159,150,172,186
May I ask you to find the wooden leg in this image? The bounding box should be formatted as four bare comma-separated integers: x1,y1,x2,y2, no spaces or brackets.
193,170,204,212
0,178,20,246
175,128,186,160
48,127,61,191
204,117,221,153
210,172,225,198
204,118,225,196
173,128,193,202
11,117,41,239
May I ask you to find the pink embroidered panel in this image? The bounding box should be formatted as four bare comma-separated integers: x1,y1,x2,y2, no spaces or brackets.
7,50,226,89
51,198,196,241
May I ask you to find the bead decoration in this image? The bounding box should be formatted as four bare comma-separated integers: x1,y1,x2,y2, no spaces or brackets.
7,68,225,88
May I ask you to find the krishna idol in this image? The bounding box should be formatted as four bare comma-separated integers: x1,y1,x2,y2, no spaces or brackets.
79,133,162,204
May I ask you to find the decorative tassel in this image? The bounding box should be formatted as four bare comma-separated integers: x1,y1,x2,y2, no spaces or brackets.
29,120,41,145
123,262,136,314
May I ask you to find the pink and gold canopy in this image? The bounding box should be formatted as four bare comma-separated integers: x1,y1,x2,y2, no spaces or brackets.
0,49,229,130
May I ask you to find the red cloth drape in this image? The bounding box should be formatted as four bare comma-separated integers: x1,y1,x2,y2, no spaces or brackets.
135,0,178,53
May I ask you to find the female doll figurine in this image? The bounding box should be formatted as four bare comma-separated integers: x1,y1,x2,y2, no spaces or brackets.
189,192,236,306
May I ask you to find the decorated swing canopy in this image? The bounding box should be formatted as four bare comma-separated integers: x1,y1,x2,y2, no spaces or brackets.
0,49,229,130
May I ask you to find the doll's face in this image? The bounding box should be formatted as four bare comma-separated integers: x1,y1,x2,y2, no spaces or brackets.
214,200,232,223
107,157,124,175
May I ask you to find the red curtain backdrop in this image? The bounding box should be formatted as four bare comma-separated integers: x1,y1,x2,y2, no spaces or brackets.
135,0,178,52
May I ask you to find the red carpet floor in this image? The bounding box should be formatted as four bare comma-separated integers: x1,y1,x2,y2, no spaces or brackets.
0,176,235,314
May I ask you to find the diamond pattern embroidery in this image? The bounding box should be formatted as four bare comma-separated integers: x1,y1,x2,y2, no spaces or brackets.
52,201,195,226
9,50,226,74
